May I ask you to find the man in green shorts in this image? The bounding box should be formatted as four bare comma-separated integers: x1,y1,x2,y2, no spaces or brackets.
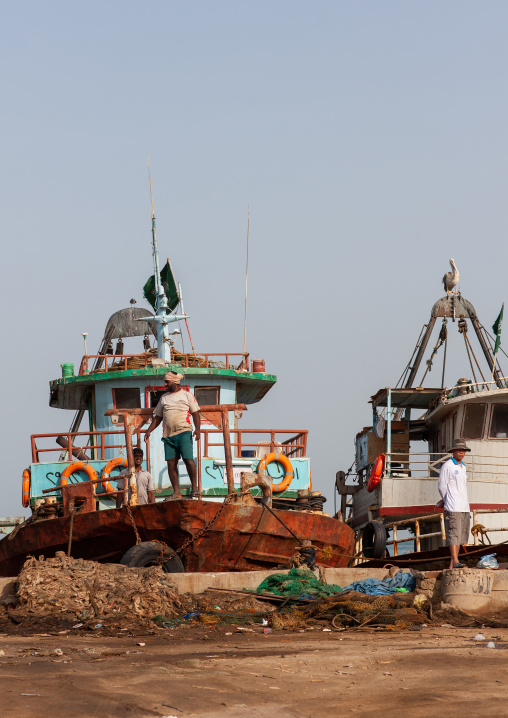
144,371,201,499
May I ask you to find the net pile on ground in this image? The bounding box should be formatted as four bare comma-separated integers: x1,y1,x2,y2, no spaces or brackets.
256,568,343,599
182,593,274,626
271,591,429,630
15,554,180,626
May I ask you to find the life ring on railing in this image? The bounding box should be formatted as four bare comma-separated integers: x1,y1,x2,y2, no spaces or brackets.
60,462,98,492
22,468,31,508
257,452,294,493
100,457,128,494
367,453,385,493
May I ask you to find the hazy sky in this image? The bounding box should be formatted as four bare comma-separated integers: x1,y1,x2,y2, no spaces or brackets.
1,1,507,517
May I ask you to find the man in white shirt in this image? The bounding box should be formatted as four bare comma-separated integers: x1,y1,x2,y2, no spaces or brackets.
437,438,471,569
116,447,155,508
144,371,201,499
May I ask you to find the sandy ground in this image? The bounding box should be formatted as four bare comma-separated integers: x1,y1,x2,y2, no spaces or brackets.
1,624,508,717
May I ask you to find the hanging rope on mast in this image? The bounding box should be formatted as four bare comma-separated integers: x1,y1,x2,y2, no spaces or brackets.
441,320,448,388
420,321,448,384
458,318,487,388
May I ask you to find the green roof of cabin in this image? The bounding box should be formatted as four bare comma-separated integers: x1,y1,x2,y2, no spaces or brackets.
50,365,276,410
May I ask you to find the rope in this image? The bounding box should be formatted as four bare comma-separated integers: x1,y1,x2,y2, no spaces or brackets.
471,523,492,546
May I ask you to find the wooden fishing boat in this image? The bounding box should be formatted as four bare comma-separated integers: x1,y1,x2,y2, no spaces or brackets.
0,182,354,576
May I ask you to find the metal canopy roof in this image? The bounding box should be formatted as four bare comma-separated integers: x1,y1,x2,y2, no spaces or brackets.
370,387,443,410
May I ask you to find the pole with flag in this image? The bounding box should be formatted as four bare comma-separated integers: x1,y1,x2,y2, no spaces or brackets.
490,303,504,386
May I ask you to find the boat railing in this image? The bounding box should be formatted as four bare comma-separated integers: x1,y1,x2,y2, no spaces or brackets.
353,512,447,563
202,429,308,458
78,351,251,375
446,376,508,394
30,427,308,466
383,451,508,484
471,508,508,544
30,429,150,467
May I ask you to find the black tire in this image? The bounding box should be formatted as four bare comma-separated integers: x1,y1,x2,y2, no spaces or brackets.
362,521,388,559
120,541,185,572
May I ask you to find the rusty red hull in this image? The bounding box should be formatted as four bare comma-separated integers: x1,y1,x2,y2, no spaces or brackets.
0,500,355,577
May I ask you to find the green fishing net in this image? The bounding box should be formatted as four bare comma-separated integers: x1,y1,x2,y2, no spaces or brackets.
256,568,343,598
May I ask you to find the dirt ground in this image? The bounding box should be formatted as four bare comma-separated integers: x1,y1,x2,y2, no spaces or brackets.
2,623,508,718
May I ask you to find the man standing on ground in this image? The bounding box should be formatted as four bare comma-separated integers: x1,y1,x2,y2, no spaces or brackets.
116,447,155,507
437,438,471,569
144,371,201,499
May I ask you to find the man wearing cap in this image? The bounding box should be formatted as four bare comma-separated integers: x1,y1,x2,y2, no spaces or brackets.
144,371,201,499
116,447,155,508
437,438,471,569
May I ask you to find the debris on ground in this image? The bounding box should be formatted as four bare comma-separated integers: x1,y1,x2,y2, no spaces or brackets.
3,557,508,636
11,553,181,629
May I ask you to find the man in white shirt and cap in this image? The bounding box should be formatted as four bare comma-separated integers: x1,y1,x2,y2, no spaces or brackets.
437,438,471,569
144,371,201,499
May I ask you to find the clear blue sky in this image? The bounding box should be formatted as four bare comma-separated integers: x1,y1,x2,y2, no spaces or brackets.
1,1,507,516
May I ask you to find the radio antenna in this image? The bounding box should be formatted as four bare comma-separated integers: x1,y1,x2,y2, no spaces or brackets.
243,206,250,356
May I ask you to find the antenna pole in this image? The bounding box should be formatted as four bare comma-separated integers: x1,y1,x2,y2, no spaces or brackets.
148,155,162,306
243,206,250,356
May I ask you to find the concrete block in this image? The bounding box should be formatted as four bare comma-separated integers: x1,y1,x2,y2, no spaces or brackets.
166,567,391,595
442,568,492,612
488,569,508,610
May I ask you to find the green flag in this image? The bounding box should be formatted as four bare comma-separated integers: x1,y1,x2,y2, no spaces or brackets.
143,259,180,312
493,303,504,354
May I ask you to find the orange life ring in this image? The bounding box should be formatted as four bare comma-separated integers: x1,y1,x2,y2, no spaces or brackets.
60,462,97,492
367,454,385,493
22,468,31,508
257,452,294,493
100,457,128,494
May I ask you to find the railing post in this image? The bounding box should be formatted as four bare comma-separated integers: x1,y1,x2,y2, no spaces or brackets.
221,407,235,493
393,525,398,556
386,388,392,477
415,519,420,552
440,513,446,543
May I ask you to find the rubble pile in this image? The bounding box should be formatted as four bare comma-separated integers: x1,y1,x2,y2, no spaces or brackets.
15,553,180,626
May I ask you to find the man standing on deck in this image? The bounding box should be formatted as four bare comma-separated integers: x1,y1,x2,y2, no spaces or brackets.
437,438,471,569
144,371,201,499
116,447,155,507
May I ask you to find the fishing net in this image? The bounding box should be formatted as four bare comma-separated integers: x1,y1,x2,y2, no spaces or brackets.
269,591,429,631
15,554,181,627
256,568,343,599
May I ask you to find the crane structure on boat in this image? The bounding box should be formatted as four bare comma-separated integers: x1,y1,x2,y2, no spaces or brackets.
338,260,508,566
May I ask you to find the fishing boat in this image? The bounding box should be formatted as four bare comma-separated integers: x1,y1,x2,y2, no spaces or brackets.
338,261,508,568
0,183,354,576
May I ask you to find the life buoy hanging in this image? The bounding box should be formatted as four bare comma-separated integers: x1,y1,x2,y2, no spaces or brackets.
257,452,294,493
367,453,385,493
22,468,31,508
60,462,98,492
100,457,128,494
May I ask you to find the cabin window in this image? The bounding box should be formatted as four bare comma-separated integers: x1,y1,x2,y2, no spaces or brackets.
145,385,191,408
194,386,220,407
462,403,486,440
112,388,141,424
112,388,141,410
489,405,508,439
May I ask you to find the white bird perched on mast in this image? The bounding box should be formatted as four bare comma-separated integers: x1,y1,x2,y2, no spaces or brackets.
442,258,460,296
